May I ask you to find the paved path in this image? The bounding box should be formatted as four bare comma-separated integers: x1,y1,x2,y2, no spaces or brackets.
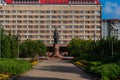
21,60,93,80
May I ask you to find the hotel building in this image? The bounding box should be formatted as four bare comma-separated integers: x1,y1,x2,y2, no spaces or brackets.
0,0,101,52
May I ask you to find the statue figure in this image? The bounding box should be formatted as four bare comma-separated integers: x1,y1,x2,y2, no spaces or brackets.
53,28,59,44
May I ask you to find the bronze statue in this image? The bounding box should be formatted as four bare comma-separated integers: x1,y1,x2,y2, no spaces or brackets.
53,28,59,44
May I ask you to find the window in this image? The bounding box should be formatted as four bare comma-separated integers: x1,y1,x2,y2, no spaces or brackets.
80,16,84,18
80,26,84,28
5,15,10,18
12,15,17,18
29,30,33,33
39,35,44,38
0,10,4,13
5,20,10,23
5,10,10,13
18,26,22,28
61,26,66,28
46,35,50,38
17,20,22,23
95,11,100,14
12,10,17,13
96,26,100,29
17,15,22,18
0,20,3,23
23,15,27,18
63,31,67,33
80,10,84,14
28,26,33,28
23,30,27,33
23,35,28,38
40,26,44,28
46,11,50,13
46,25,52,28
40,16,44,18
40,31,44,33
28,35,33,38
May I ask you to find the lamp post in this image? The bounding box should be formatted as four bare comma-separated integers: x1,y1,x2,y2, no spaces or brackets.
111,37,113,58
110,23,116,58
94,31,96,42
16,32,19,58
0,24,3,58
17,32,19,58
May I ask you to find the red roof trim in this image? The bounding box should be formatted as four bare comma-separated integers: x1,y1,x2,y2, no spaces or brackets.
4,0,100,4
5,0,13,4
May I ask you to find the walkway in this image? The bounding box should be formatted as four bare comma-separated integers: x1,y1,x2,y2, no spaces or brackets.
21,60,93,80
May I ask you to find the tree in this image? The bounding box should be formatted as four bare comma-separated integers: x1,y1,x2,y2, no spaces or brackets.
0,28,19,58
19,39,46,58
68,38,91,57
1,28,11,58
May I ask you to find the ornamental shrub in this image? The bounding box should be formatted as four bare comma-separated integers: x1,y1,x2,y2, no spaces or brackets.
89,63,120,80
0,59,32,75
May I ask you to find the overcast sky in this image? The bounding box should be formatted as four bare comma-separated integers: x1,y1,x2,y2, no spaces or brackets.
100,0,120,19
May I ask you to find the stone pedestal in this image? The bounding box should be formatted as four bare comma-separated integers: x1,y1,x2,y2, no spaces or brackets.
53,44,63,58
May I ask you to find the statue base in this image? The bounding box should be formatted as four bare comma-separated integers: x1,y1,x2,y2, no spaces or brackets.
53,44,63,58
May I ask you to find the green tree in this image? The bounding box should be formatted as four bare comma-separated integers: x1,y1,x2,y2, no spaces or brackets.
19,39,46,58
68,38,92,57
0,28,19,58
1,31,11,58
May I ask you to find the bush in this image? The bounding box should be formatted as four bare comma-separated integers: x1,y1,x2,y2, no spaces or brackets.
89,63,120,80
0,59,32,75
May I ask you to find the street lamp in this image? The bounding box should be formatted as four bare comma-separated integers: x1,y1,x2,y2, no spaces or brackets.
110,23,117,58
16,32,19,58
94,31,96,42
0,24,2,58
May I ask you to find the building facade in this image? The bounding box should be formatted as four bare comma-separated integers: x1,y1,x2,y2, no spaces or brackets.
0,0,101,48
102,19,120,40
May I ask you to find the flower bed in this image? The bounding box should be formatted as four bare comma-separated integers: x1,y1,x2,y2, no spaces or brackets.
75,60,89,67
29,59,39,65
75,60,120,80
0,72,10,80
0,59,32,79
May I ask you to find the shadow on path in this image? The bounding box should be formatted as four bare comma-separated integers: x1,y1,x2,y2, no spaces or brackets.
22,76,67,80
33,65,92,79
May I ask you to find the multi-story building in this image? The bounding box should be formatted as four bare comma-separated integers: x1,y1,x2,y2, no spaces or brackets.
102,19,120,40
0,0,101,52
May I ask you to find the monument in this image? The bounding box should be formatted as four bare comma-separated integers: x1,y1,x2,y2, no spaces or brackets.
53,28,63,58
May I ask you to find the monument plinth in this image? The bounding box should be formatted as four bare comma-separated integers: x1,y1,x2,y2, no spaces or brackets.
53,28,63,58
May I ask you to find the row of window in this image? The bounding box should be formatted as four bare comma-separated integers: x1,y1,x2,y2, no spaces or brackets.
0,20,100,24
13,34,100,39
0,10,100,14
5,30,100,34
4,25,100,29
0,15,100,19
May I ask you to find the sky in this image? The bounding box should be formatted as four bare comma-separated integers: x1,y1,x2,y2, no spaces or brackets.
100,0,120,19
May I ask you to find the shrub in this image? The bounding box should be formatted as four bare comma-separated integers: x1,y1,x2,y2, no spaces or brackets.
89,63,120,80
0,59,32,75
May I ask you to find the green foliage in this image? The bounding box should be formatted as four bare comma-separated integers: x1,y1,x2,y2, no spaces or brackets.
89,63,120,80
68,38,94,57
19,39,47,57
1,35,11,58
69,38,120,79
0,28,18,58
68,38,120,63
9,34,19,58
0,59,32,74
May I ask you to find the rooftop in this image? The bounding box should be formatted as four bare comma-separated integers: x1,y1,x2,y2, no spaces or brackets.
4,0,100,5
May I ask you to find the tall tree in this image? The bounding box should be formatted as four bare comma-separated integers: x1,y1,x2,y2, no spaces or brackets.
19,39,46,58
1,28,11,58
